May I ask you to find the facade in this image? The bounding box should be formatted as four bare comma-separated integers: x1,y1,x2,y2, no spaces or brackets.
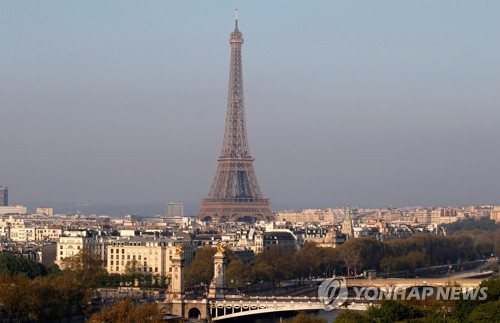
0,205,27,215
198,15,273,223
56,234,110,268
167,202,184,217
416,209,431,224
105,236,193,277
35,226,63,241
0,217,60,242
36,207,54,216
0,186,7,206
235,228,264,253
302,227,346,248
277,209,336,224
9,226,35,242
491,206,500,223
263,229,298,252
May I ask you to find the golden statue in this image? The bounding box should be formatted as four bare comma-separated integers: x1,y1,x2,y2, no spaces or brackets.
216,242,226,255
175,243,184,256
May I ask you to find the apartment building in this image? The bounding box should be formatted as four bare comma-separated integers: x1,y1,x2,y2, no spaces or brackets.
106,236,192,277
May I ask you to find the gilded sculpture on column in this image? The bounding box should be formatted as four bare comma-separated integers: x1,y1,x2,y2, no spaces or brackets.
216,242,226,256
175,243,184,256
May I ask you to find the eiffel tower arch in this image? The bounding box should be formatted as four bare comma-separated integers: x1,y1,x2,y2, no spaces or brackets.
198,12,273,223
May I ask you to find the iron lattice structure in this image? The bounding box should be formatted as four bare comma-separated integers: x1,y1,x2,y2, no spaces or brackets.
198,15,273,222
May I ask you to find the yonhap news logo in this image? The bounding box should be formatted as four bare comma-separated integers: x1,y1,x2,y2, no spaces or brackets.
318,277,489,311
318,277,348,310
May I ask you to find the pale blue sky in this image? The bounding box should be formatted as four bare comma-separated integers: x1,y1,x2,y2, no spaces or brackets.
1,1,499,214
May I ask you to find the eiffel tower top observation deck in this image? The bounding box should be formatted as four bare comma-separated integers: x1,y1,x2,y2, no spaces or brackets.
198,11,273,222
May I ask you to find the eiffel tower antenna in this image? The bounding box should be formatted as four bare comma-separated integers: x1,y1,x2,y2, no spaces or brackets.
198,12,273,223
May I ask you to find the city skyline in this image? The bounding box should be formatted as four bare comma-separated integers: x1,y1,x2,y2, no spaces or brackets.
1,2,500,213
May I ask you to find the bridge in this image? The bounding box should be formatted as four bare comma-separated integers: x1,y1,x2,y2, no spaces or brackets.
205,278,485,321
210,296,324,321
160,245,489,321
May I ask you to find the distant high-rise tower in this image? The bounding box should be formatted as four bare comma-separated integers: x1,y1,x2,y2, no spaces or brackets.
0,186,8,206
342,204,353,238
198,11,273,222
167,202,184,217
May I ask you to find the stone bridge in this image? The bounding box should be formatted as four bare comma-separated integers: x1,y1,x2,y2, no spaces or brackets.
210,296,324,321
161,244,487,321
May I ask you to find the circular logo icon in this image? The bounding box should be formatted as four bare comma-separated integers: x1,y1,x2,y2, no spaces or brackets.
318,277,348,311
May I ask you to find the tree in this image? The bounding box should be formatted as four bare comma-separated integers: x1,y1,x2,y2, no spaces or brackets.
365,300,424,322
124,259,143,286
60,246,106,289
0,274,32,320
334,309,366,323
226,259,250,288
338,241,362,277
88,298,162,323
250,262,274,284
285,312,327,323
184,246,216,287
293,242,323,280
0,253,47,278
28,271,87,321
320,247,343,278
495,231,500,257
253,245,295,286
467,300,500,322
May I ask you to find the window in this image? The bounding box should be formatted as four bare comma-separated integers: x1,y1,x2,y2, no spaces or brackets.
111,261,113,265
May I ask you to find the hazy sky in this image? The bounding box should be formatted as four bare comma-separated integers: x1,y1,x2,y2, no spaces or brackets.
1,1,499,213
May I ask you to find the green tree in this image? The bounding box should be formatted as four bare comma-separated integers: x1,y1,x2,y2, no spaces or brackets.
285,312,327,323
60,246,106,289
365,300,424,322
253,245,295,286
0,253,47,278
453,279,499,321
495,231,500,257
293,242,323,280
184,246,216,287
334,309,367,323
226,258,251,288
467,300,500,322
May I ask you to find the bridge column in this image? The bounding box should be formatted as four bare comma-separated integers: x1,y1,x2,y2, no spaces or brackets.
167,243,185,317
209,243,227,298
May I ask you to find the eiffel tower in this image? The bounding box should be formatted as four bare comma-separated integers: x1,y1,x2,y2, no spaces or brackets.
198,11,273,222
